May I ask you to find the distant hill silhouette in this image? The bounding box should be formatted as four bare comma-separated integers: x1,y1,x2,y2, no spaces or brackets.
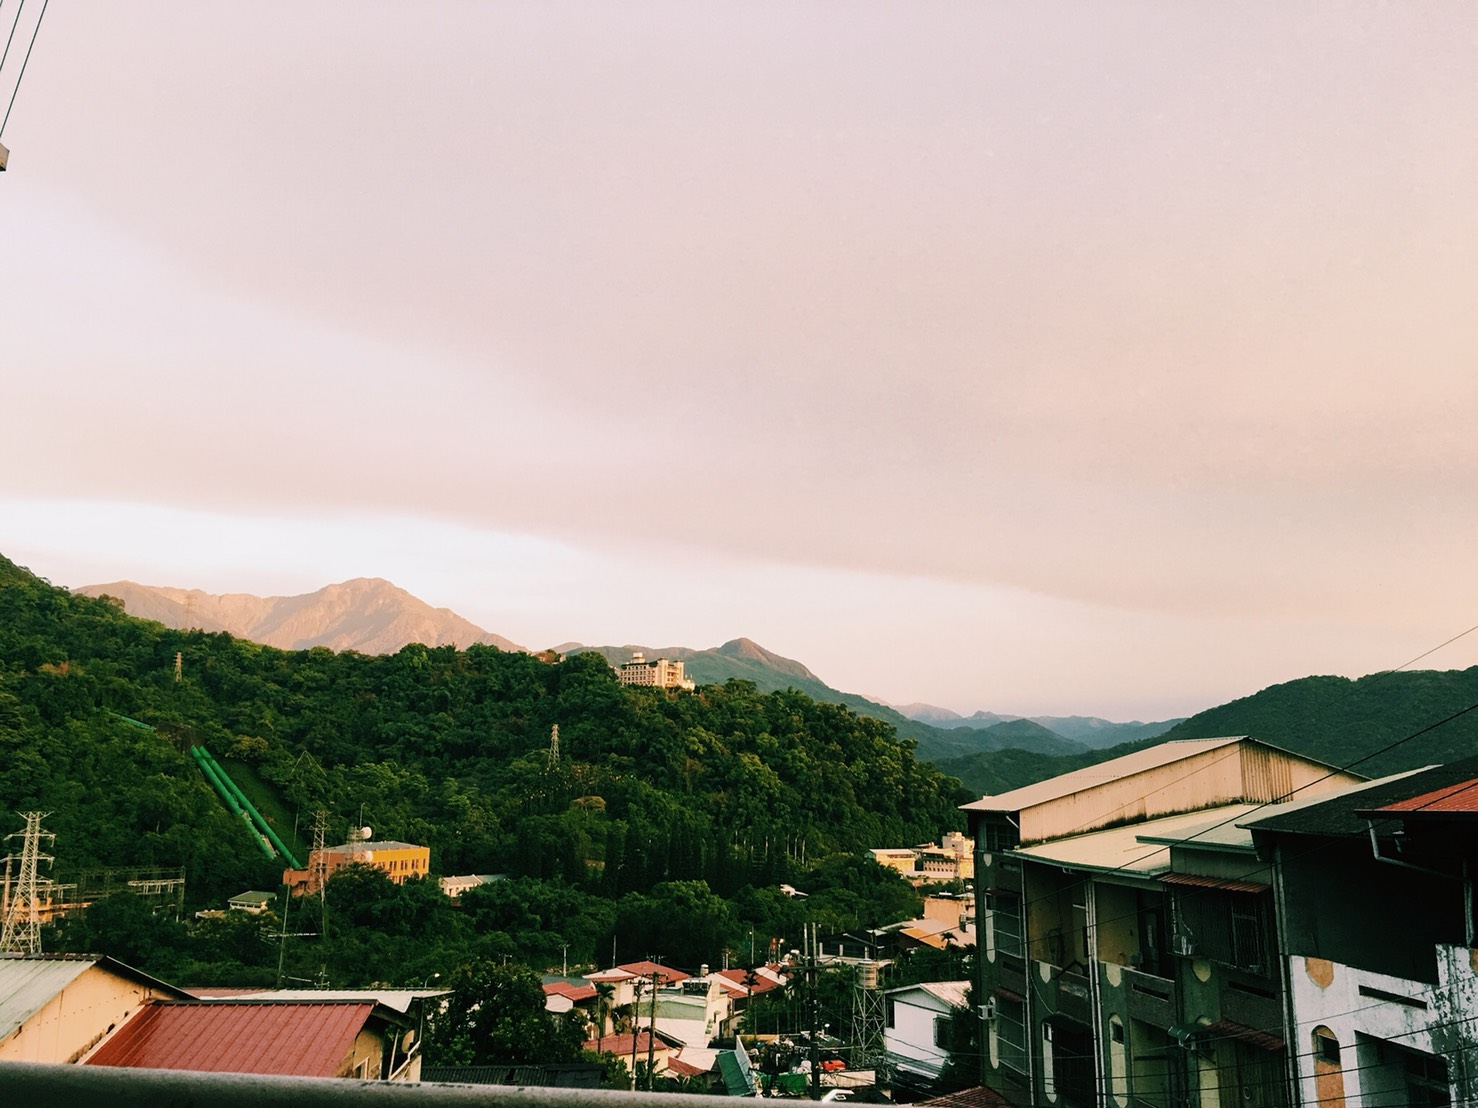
76,578,524,655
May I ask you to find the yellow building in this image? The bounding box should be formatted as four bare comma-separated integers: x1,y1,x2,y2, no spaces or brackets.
283,839,430,897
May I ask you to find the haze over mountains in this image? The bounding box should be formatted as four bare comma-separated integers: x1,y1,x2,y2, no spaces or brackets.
76,576,1179,763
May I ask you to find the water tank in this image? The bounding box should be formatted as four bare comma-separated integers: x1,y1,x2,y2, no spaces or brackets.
858,961,879,990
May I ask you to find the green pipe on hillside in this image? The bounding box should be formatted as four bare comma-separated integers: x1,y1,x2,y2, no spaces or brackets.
191,746,276,861
197,746,305,870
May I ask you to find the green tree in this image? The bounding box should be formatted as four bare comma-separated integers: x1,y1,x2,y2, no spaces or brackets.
425,961,584,1065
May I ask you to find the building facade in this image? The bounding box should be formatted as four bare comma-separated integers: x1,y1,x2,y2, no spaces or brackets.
616,652,696,691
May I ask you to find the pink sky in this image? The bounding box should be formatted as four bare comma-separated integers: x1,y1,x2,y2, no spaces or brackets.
6,3,1478,720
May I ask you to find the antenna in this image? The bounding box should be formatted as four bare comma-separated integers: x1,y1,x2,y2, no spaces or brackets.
0,812,55,954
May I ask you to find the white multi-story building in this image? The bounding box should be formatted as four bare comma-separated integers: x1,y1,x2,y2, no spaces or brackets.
616,651,695,691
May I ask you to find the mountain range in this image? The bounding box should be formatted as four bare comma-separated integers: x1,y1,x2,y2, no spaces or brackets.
76,577,1176,764
76,578,523,655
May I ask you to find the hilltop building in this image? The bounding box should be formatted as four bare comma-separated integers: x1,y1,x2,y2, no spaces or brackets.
870,832,975,885
616,652,695,691
282,837,430,897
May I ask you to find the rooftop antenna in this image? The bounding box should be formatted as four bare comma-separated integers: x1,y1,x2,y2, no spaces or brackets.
0,812,55,954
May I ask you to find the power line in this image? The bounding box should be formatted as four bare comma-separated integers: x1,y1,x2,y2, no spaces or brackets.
0,0,47,140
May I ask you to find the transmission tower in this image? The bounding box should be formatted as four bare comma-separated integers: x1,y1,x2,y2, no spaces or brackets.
548,723,560,769
1,813,55,954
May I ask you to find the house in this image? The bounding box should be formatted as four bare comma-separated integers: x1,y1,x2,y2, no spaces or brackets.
281,838,430,896
884,980,971,1087
84,998,420,1080
0,954,189,1064
965,736,1366,1107
542,979,598,1017
1244,756,1478,1108
439,873,502,900
616,652,696,691
582,1029,678,1076
226,890,276,914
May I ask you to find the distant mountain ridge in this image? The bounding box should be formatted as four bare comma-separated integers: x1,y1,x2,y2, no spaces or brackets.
891,701,1183,749
76,578,524,655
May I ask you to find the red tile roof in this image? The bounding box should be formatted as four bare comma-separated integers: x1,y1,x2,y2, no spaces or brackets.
582,1031,672,1056
617,960,689,984
1370,778,1478,817
543,982,598,1002
714,968,783,995
85,1001,376,1076
666,1055,710,1077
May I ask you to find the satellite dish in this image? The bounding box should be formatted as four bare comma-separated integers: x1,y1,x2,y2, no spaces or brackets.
358,826,373,841
401,1029,416,1052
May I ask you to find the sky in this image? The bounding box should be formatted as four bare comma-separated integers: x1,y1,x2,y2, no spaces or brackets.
6,3,1478,721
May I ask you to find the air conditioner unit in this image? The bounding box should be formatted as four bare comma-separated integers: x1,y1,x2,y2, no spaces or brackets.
1171,934,1196,957
978,998,998,1022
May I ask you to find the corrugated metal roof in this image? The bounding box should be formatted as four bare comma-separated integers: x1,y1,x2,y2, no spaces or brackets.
961,738,1246,812
0,957,94,1041
918,981,971,1009
1247,762,1470,838
1160,872,1270,895
913,1086,1015,1108
1370,777,1478,817
1204,1018,1283,1052
886,980,971,1009
85,1000,375,1075
1013,804,1261,876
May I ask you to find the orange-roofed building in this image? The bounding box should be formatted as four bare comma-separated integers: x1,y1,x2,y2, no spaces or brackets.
83,999,419,1081
582,1030,677,1075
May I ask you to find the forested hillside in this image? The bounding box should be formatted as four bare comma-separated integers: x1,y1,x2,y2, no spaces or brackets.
937,668,1478,797
0,554,967,986
1152,669,1478,776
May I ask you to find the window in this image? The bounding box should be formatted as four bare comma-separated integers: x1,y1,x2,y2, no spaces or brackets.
1170,887,1271,972
934,1015,951,1049
996,997,1026,1074
886,997,896,1029
993,891,1024,959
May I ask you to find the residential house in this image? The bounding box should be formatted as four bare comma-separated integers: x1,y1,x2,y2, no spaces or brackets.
964,736,1365,1107
884,980,971,1089
0,954,189,1064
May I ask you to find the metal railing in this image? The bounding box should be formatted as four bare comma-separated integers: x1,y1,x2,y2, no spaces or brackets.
0,1062,725,1108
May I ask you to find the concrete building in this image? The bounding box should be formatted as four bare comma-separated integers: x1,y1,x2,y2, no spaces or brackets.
282,838,430,896
964,736,1365,1108
616,652,696,691
1244,757,1478,1108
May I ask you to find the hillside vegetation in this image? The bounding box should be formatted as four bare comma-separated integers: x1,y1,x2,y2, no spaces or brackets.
1,554,966,985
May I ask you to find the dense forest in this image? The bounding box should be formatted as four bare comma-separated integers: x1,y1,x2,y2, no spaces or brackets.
0,553,968,989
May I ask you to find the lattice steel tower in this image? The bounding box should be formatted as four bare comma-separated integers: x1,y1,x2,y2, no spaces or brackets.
1,812,55,954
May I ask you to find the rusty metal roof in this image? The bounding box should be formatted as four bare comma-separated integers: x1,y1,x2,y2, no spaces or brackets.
84,1000,375,1075
1160,872,1270,895
1205,1018,1283,1052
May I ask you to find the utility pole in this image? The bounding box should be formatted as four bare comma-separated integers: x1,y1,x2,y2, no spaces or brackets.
646,969,659,1088
0,813,55,954
808,923,822,1101
629,977,643,1089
